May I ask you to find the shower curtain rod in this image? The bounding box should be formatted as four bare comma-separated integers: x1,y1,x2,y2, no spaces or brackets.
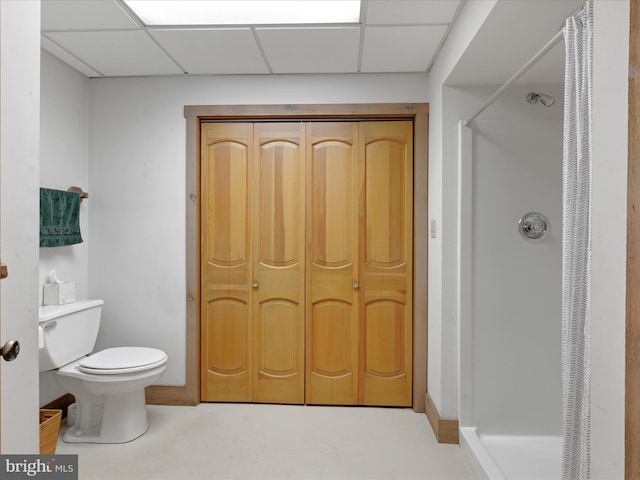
463,28,564,126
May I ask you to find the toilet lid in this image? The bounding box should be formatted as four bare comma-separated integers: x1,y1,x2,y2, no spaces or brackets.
78,347,167,375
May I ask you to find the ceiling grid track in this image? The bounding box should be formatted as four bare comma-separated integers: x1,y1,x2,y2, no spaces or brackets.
356,0,368,73
251,28,274,74
145,30,189,74
426,0,467,72
115,0,188,74
41,33,106,77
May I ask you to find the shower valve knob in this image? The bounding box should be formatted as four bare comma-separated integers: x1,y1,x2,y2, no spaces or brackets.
519,212,550,242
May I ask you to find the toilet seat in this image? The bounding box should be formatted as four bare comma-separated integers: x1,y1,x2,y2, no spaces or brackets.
78,347,167,375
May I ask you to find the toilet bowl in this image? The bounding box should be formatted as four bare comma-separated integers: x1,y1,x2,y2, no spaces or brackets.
39,300,168,443
55,347,167,443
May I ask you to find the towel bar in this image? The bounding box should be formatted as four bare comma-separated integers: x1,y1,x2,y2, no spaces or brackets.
68,186,89,202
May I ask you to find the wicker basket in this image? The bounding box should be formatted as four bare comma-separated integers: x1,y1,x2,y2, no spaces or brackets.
39,409,62,455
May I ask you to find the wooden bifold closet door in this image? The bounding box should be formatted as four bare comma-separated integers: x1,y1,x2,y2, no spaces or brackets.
305,122,360,405
200,121,413,407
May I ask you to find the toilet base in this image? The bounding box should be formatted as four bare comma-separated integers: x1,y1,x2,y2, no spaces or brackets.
54,360,166,444
63,389,149,444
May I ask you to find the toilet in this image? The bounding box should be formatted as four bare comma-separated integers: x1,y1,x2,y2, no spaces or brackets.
38,299,167,444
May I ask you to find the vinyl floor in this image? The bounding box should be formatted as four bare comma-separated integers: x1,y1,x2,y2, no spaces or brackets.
56,403,476,480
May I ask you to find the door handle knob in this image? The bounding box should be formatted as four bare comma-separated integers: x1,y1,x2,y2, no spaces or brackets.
252,281,260,288
352,281,359,289
1,339,20,362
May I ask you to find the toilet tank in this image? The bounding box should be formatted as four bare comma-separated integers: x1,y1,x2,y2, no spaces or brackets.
38,299,104,372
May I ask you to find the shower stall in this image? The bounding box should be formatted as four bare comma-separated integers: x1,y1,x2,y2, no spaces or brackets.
456,82,565,479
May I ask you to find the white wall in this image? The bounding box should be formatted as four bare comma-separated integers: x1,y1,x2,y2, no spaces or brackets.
1,0,41,453
425,0,497,419
590,1,629,477
39,51,90,300
39,51,91,406
87,73,429,386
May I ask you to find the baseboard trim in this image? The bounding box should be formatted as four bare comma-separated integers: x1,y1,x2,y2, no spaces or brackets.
424,392,459,444
42,386,198,417
145,385,198,406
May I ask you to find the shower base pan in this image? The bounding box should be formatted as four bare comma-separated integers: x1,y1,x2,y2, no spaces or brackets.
460,427,561,480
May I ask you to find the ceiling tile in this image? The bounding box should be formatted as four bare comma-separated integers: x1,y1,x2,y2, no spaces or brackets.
365,0,461,25
361,25,447,72
41,0,139,31
150,29,269,75
256,27,360,74
45,30,183,77
41,35,102,77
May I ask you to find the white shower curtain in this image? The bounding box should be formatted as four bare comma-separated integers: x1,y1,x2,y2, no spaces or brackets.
562,2,593,479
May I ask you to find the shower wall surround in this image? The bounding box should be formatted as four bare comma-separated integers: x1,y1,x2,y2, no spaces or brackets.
451,83,564,479
465,85,563,437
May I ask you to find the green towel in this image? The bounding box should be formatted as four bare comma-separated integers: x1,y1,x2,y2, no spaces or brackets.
40,188,83,247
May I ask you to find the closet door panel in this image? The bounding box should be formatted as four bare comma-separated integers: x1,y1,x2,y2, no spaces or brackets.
201,123,253,402
359,121,413,406
201,120,414,407
253,123,305,404
202,299,250,401
306,123,359,405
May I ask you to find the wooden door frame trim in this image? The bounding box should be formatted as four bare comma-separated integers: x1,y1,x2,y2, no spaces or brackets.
627,1,639,477
148,103,428,412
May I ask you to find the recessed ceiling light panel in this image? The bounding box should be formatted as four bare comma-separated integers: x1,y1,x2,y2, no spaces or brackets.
124,1,362,26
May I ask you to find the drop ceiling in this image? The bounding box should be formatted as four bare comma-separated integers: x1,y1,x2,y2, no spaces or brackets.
41,0,463,78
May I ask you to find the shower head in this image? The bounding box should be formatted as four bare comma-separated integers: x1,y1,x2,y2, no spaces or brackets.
526,92,555,107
